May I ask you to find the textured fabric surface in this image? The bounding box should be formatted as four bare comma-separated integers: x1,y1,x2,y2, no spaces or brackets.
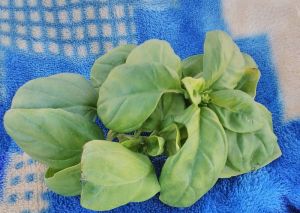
0,0,299,212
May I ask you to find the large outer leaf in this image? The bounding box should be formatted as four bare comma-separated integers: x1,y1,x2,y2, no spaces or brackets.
142,93,186,131
81,140,160,211
4,109,103,169
126,39,181,76
235,53,261,97
11,73,98,120
45,164,81,196
210,89,264,133
203,31,245,89
220,103,281,178
159,105,227,207
182,54,203,77
97,63,182,133
90,44,136,90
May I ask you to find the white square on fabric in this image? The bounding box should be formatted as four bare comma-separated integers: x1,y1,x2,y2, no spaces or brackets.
114,5,124,18
88,24,98,37
72,9,82,22
102,24,111,37
17,25,26,35
45,12,55,23
16,38,28,50
64,44,74,56
49,42,59,54
47,28,57,38
75,27,84,40
90,42,100,54
58,10,69,23
62,28,71,40
32,26,42,38
99,7,109,19
117,23,126,36
33,42,44,53
77,45,87,57
86,6,95,20
15,11,25,22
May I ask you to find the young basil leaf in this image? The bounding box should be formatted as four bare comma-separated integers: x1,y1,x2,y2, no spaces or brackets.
144,135,165,156
203,31,245,89
220,104,281,178
181,77,205,105
97,63,182,133
235,53,261,97
90,44,136,90
81,140,160,211
209,89,264,133
116,134,134,142
126,39,181,77
120,138,142,152
182,54,203,77
159,105,227,207
159,123,181,156
142,93,186,131
11,73,98,120
4,109,103,169
45,164,81,196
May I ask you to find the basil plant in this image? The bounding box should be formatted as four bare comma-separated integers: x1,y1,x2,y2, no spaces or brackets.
4,30,281,210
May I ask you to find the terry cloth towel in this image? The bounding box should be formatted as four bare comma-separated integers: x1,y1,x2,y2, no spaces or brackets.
0,0,299,212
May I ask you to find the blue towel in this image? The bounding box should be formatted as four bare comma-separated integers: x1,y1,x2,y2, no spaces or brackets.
0,0,299,212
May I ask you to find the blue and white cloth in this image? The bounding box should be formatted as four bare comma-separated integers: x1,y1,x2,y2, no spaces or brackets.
0,0,299,212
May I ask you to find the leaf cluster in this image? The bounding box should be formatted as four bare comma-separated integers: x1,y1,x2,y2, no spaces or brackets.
4,30,281,210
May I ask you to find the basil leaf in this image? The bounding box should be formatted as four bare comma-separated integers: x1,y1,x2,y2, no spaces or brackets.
11,73,98,120
120,138,142,152
81,140,160,211
221,104,281,178
210,90,264,133
182,54,203,77
142,93,185,131
4,109,103,169
97,63,182,133
45,164,81,196
181,77,205,105
235,53,261,97
144,136,165,156
91,44,136,90
159,123,181,156
126,39,181,76
203,31,245,89
159,105,227,207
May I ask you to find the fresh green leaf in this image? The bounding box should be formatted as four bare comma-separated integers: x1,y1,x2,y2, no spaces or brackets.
220,104,281,178
209,89,264,133
120,138,142,152
142,93,186,131
45,164,81,196
81,140,160,211
11,73,98,120
235,53,260,97
182,54,203,77
159,105,227,207
159,123,181,156
97,63,182,133
181,77,205,105
91,45,136,90
144,135,165,156
203,31,245,89
126,39,181,76
4,109,103,169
